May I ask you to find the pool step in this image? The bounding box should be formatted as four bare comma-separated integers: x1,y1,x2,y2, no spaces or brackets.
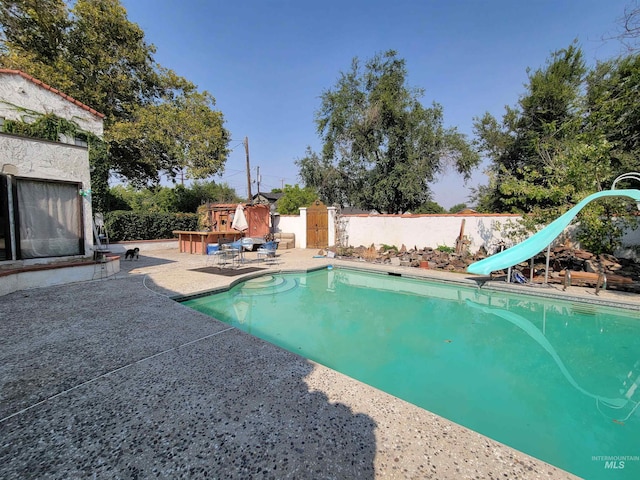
239,275,298,295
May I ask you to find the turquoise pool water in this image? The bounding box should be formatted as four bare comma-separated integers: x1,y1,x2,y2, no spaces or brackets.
182,268,640,479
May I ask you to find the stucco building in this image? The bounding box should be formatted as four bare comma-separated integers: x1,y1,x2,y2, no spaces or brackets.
0,69,104,266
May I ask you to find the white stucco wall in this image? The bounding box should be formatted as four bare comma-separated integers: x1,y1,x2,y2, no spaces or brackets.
274,214,307,248
0,72,103,137
622,226,640,247
274,211,521,252
0,133,94,258
0,70,104,265
0,134,91,183
275,210,640,259
338,214,520,252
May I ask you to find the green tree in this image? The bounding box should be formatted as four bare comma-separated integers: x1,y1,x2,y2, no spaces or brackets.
474,44,639,254
0,0,70,62
189,181,240,205
0,0,74,90
575,199,634,255
109,181,240,213
65,0,165,120
109,185,158,212
413,200,445,214
297,50,479,213
448,203,468,213
108,90,229,184
0,0,230,205
577,54,640,253
585,54,640,176
474,44,589,217
276,185,317,214
105,185,132,211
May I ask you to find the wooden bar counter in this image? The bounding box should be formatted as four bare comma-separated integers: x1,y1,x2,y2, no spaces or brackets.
173,230,243,255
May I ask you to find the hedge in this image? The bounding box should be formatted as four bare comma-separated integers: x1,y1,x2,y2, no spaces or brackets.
104,211,199,241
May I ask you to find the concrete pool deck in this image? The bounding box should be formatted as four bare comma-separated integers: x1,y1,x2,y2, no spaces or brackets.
3,247,637,479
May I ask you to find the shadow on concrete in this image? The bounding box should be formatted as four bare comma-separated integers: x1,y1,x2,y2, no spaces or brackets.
118,254,177,272
0,275,376,478
189,266,267,277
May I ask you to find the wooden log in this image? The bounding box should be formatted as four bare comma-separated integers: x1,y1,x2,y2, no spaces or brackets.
559,270,633,284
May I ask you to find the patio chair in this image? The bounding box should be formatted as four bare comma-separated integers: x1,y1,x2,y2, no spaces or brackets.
205,243,221,266
218,239,244,268
257,240,278,263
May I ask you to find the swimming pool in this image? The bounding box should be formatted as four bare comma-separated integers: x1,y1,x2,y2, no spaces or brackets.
182,267,640,479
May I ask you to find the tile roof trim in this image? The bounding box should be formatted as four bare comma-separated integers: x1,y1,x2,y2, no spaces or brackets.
0,69,105,118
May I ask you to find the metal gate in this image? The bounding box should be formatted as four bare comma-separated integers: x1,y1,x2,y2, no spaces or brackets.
306,200,328,249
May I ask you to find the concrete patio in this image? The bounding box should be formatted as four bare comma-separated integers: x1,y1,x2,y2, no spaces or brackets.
3,246,632,479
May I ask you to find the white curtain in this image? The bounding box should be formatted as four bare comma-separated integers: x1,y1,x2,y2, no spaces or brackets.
17,179,82,258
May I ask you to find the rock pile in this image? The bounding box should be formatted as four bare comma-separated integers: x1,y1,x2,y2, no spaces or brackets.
328,244,640,290
330,244,477,271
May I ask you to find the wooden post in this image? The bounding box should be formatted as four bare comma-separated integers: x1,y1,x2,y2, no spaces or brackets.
455,219,466,255
256,165,261,197
244,136,252,203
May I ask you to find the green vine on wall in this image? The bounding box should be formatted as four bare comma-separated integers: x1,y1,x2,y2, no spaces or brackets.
3,112,81,142
2,112,109,212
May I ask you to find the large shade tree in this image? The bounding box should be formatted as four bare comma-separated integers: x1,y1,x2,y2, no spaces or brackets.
0,0,230,209
0,0,75,91
473,44,589,216
108,90,229,186
473,43,640,254
297,50,479,213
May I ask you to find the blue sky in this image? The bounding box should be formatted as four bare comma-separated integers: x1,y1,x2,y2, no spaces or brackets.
120,0,634,208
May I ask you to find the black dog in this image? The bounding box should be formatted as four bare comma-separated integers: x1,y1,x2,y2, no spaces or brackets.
124,247,139,260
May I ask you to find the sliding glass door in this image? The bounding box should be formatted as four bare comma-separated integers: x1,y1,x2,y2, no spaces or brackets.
15,178,84,259
0,175,9,261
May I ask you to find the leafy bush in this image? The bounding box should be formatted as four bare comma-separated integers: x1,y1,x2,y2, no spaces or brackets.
436,244,455,253
108,182,241,214
575,200,638,255
104,211,198,241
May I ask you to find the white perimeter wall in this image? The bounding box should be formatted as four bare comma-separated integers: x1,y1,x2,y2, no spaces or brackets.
274,211,521,252
617,222,640,260
275,210,640,259
275,214,307,248
343,214,519,251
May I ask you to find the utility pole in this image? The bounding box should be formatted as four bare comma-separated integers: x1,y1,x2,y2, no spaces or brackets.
244,136,252,203
256,165,261,196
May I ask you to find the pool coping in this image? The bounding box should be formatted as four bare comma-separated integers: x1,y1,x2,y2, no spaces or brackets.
175,260,640,313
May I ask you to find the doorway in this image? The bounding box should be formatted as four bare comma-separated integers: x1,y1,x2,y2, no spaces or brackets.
0,175,9,260
306,200,328,249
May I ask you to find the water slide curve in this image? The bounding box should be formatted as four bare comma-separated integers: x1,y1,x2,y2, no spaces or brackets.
467,189,640,275
465,299,627,408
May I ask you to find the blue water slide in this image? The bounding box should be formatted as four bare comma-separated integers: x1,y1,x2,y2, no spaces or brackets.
467,189,640,275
